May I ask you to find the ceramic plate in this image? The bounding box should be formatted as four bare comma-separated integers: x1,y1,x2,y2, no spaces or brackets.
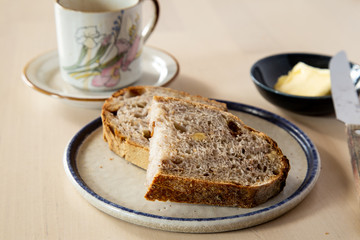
63,100,320,233
22,46,179,108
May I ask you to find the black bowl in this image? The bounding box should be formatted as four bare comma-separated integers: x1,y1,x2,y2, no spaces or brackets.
250,53,360,115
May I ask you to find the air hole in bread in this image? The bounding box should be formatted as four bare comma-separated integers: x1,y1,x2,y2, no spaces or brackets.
246,177,253,183
174,122,186,133
256,164,262,170
203,173,209,177
136,102,147,108
265,144,271,152
124,88,146,98
171,158,182,164
142,130,151,139
227,120,242,136
272,170,279,175
111,111,118,117
134,113,145,118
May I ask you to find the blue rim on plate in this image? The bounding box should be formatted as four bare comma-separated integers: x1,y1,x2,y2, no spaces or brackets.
64,100,320,232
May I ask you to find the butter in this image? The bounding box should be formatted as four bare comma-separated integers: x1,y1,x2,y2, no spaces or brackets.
274,62,331,97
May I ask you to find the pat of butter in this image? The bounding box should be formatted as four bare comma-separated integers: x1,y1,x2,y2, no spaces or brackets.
274,62,331,97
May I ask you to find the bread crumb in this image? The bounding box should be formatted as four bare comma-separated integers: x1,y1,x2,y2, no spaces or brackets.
100,165,103,168
325,232,329,235
109,157,114,161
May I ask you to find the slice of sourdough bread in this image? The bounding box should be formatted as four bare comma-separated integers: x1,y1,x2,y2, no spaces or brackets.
145,96,290,208
101,86,227,169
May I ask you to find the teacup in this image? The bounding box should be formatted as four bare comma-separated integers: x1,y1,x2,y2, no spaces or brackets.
54,0,159,91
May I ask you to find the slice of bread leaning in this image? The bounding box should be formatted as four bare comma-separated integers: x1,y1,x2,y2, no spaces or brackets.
101,86,227,169
145,96,290,208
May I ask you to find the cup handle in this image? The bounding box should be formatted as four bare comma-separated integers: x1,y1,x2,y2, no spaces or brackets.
141,0,160,42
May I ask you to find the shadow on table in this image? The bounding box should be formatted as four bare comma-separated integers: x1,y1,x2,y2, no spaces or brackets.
251,143,355,232
167,74,220,99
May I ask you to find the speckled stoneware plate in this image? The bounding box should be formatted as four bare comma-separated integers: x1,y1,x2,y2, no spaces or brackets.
63,100,320,233
22,46,179,109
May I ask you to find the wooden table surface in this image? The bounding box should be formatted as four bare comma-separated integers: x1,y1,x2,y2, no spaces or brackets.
1,0,360,239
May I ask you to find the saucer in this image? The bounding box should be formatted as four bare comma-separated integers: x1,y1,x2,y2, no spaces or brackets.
22,46,180,108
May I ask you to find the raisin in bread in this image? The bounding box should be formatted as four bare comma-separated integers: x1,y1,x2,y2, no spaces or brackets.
101,86,227,169
145,96,290,208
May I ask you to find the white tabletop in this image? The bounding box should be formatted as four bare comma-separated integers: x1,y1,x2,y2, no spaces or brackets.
2,0,360,239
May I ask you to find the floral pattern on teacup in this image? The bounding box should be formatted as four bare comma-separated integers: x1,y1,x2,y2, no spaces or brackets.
64,11,141,88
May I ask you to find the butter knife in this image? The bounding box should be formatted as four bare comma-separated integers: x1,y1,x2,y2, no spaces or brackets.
330,51,360,195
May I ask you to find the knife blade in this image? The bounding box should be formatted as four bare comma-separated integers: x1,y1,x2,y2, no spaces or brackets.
330,51,360,196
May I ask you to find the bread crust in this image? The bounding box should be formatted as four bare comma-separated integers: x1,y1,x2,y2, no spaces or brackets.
145,96,290,208
145,163,289,208
101,86,227,169
102,117,149,169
